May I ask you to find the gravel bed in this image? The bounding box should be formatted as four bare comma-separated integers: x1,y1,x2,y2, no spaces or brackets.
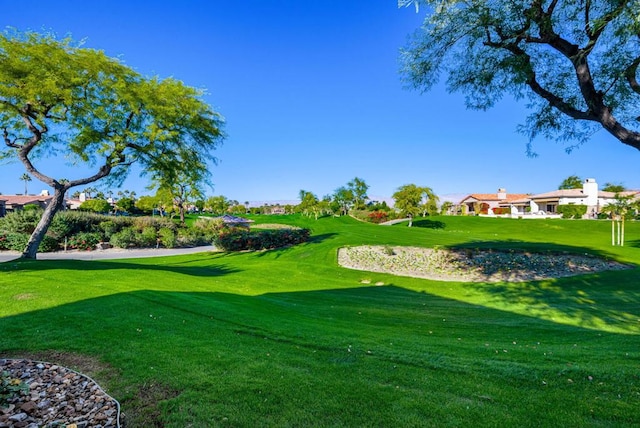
338,246,631,282
1,359,120,428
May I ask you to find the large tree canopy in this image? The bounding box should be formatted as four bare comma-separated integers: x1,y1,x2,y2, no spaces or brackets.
558,174,583,189
400,0,640,153
0,30,225,258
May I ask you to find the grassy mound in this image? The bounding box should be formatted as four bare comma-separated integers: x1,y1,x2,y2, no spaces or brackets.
1,215,639,426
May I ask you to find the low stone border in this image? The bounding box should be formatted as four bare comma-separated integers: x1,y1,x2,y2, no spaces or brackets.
1,358,120,428
338,246,632,282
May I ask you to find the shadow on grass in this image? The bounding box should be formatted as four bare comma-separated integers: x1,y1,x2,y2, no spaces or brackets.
446,239,625,261
626,239,640,249
1,253,242,278
307,232,338,244
462,269,640,334
412,219,446,229
2,281,639,424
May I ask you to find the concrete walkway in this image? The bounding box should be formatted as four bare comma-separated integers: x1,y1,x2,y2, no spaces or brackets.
379,218,410,226
0,245,216,263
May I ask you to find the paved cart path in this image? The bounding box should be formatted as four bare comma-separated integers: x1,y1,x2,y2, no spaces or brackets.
0,245,216,263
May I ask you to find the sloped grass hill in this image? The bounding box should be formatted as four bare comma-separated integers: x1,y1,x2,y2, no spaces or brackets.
1,215,639,426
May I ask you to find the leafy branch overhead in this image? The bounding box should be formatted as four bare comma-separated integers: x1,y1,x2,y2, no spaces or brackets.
0,30,225,258
401,0,640,153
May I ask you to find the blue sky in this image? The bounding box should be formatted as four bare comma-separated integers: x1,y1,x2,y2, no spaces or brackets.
3,1,639,202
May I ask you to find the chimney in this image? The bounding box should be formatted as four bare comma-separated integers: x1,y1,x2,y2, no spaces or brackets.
497,188,507,200
583,178,598,206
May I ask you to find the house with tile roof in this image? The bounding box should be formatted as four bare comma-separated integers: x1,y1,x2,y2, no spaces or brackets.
458,188,530,215
498,178,639,218
0,194,55,216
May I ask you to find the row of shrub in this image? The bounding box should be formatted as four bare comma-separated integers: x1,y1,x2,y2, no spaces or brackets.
214,228,310,251
0,209,311,253
0,210,206,252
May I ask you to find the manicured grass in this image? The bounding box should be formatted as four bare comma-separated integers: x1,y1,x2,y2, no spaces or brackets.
1,215,639,426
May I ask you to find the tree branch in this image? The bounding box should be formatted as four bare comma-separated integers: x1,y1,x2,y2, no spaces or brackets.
66,163,113,189
625,55,640,96
2,127,20,148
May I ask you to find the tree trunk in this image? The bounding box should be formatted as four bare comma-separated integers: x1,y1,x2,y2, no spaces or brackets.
21,188,66,259
179,203,185,224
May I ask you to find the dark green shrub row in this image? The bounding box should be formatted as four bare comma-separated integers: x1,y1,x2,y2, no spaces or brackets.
0,210,312,253
68,232,103,251
0,232,58,252
214,228,310,251
557,204,588,219
0,210,192,252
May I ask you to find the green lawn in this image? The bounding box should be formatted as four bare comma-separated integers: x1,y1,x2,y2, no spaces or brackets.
1,215,639,427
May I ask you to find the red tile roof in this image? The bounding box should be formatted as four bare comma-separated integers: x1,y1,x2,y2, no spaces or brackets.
0,195,52,205
460,193,529,203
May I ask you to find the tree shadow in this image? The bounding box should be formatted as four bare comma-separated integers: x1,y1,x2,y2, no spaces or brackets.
412,219,446,229
1,253,242,278
446,239,624,260
625,239,640,249
307,232,338,244
461,270,640,334
2,281,639,424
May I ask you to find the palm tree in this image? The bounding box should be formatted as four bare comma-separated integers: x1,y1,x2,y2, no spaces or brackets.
20,173,32,195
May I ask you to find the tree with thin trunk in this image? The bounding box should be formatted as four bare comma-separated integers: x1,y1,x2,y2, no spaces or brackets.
0,30,224,259
392,184,437,226
19,173,31,195
602,193,638,246
400,1,640,153
347,177,369,210
150,170,204,225
332,186,354,216
298,190,321,219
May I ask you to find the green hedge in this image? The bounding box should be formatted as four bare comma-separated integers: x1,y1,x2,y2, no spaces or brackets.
0,232,59,252
214,228,310,251
557,204,588,219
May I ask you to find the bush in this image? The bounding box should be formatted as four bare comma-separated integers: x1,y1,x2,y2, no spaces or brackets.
0,209,43,234
367,211,389,224
110,227,138,249
78,199,112,213
557,204,588,219
49,211,105,239
159,227,177,248
177,227,210,247
132,216,175,231
99,220,119,239
0,232,60,252
139,226,158,247
39,235,60,252
0,233,29,251
492,207,510,215
214,228,310,251
68,232,102,251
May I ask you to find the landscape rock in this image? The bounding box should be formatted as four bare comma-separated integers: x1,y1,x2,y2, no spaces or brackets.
0,359,119,427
